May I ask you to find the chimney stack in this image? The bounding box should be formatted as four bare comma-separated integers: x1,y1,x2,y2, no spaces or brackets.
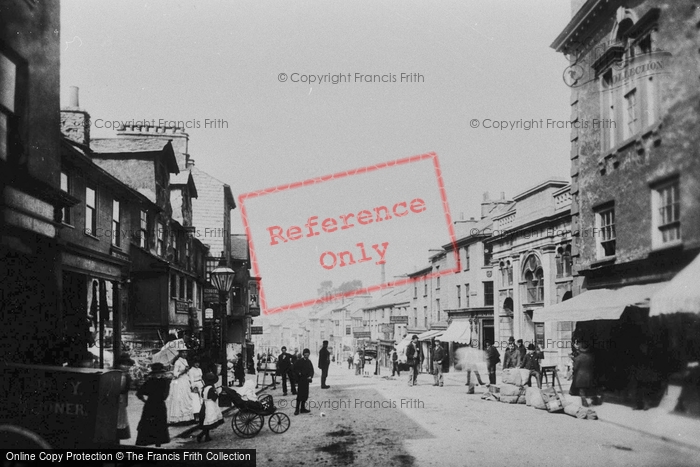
61,86,91,147
68,86,80,108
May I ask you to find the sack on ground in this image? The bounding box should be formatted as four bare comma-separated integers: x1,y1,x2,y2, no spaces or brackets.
500,393,526,404
564,403,580,417
499,383,523,397
481,392,499,402
526,387,547,410
519,369,531,383
502,369,522,386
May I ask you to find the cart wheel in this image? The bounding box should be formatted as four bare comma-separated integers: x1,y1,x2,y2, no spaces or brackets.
268,413,290,434
232,411,263,438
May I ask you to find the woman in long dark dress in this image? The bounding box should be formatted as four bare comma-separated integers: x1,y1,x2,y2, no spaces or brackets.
136,363,171,447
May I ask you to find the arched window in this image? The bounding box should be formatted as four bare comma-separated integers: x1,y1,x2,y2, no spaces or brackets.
556,244,573,278
503,297,513,315
523,254,544,303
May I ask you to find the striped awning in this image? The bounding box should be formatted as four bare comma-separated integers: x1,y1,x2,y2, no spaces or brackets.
415,329,444,341
439,320,471,345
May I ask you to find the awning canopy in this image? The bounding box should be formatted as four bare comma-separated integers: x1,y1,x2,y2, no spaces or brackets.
650,254,700,316
533,282,668,322
415,329,443,341
439,320,471,344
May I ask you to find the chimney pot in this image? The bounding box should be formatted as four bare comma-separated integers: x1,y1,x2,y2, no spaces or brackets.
68,86,79,108
483,192,490,202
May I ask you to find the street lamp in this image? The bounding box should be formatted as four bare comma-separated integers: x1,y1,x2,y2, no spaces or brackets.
210,256,235,387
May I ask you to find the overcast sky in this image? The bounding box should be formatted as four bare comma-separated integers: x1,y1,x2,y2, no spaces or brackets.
61,0,573,313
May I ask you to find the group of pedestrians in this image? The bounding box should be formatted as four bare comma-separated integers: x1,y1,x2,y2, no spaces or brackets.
115,349,225,447
274,341,332,415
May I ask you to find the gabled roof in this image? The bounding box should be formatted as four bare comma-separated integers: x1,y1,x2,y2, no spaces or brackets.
189,165,236,210
169,170,198,198
62,138,160,211
91,138,179,174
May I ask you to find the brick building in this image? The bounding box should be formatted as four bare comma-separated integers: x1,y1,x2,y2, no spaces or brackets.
539,0,700,400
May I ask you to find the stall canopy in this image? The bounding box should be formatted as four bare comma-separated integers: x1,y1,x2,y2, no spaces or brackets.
650,254,700,316
416,329,444,341
439,320,471,344
533,282,668,322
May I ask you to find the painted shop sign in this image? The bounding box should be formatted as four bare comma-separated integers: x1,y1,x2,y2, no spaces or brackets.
0,363,121,447
204,287,219,303
175,299,190,313
250,326,264,335
389,316,408,324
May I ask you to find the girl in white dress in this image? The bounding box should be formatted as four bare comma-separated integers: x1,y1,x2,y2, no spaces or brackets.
166,350,194,424
188,359,204,422
197,372,224,442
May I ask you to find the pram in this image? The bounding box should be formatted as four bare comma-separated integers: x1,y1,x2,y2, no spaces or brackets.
220,386,290,438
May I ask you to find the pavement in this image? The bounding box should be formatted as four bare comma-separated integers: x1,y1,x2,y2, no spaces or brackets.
119,364,700,454
438,367,700,452
120,380,270,448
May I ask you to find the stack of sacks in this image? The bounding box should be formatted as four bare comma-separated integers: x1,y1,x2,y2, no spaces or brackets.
499,383,526,404
525,387,547,410
501,368,522,386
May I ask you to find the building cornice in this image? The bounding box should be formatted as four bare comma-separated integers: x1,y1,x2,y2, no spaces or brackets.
551,0,621,54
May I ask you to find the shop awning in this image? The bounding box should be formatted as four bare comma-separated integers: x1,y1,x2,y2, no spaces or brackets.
650,254,700,316
439,320,471,345
533,282,668,322
416,329,444,341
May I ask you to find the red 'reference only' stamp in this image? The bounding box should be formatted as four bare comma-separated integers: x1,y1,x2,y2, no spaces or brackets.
238,152,460,314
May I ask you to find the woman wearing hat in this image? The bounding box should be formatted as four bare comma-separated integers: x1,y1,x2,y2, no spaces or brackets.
135,363,171,447
166,347,194,424
114,354,135,441
197,372,224,442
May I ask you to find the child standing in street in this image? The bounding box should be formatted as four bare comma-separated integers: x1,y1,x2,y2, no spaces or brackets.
197,372,224,443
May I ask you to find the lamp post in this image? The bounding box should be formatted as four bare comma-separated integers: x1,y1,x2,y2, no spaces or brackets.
210,256,235,387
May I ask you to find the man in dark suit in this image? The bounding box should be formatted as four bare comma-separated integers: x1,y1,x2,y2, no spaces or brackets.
277,346,296,396
293,348,314,415
318,340,331,389
521,344,544,388
406,335,422,386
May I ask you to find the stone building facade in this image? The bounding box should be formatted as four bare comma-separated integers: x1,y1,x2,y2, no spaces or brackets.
487,179,574,370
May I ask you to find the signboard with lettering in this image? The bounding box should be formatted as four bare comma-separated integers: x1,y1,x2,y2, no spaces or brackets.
204,308,214,320
250,326,263,335
354,331,371,339
175,300,189,314
0,363,121,448
204,287,219,304
389,316,409,324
